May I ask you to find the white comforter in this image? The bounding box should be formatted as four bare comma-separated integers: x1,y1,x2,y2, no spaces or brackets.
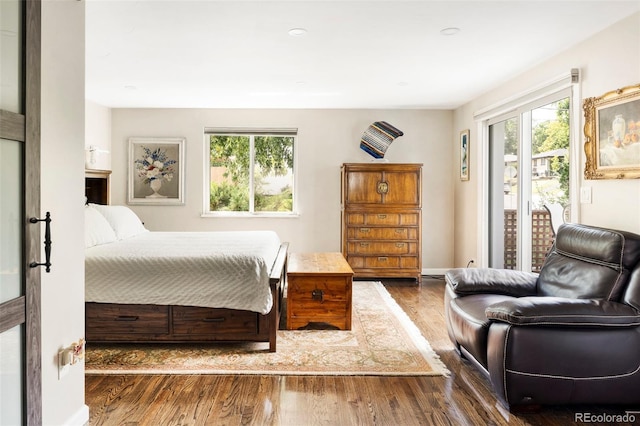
85,230,281,314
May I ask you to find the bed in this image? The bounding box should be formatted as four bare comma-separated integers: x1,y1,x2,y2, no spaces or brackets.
84,203,288,352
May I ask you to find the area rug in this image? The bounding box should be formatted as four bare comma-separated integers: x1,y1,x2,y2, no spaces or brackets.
84,281,450,376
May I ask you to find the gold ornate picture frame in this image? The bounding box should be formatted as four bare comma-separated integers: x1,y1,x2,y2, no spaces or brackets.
584,83,640,179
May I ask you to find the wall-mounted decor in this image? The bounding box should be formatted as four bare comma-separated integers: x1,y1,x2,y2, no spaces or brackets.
85,145,110,170
128,137,185,205
584,83,640,179
460,129,470,181
360,121,404,159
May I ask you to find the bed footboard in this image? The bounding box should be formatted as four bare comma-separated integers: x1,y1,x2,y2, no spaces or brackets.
267,242,289,351
85,242,289,352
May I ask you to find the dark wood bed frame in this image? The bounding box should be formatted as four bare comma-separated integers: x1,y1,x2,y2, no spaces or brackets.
85,242,288,352
85,170,288,352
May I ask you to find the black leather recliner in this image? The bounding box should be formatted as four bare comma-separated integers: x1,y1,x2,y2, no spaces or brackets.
444,223,640,408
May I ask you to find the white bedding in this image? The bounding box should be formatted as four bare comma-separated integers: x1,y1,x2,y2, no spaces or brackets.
85,230,282,314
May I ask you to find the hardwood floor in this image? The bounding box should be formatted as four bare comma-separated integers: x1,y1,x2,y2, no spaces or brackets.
85,278,637,425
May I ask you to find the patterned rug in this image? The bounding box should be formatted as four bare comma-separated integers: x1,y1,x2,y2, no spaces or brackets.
84,281,449,376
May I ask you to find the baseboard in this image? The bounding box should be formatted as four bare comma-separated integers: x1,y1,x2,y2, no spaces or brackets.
422,268,448,277
64,404,89,426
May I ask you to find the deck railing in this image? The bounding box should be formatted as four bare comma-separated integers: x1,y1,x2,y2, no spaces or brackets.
504,209,555,273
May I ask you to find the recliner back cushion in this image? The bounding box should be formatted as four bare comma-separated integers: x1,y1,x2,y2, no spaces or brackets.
538,224,640,300
623,269,640,310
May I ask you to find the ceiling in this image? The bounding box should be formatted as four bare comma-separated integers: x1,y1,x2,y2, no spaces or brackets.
85,1,640,109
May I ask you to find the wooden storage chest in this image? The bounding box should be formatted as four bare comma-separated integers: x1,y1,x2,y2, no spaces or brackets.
286,252,354,330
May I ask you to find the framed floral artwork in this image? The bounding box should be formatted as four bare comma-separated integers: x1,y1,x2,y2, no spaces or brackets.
584,83,640,179
128,137,185,205
460,129,470,181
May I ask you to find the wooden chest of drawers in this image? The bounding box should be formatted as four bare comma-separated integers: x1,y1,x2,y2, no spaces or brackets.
341,163,422,282
286,252,354,330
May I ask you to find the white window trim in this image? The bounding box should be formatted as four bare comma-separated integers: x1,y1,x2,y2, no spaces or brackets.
201,128,299,217
474,70,581,267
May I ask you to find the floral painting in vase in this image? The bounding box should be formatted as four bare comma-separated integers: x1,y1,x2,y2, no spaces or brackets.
128,137,185,205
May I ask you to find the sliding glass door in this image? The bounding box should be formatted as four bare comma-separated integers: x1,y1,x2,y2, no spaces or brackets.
488,92,570,272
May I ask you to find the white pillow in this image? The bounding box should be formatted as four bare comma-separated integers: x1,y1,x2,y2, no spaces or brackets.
85,206,117,248
89,204,148,240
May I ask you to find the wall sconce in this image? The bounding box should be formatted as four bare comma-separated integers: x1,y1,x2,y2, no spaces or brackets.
85,145,110,169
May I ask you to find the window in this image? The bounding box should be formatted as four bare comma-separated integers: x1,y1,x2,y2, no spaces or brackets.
204,128,296,215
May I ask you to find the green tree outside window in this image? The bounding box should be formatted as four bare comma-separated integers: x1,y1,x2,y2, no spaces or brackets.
208,134,294,213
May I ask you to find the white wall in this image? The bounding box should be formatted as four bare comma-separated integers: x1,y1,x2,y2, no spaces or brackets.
41,1,88,424
453,12,640,267
109,108,455,272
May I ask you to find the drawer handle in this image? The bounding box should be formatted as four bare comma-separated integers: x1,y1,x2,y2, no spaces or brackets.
376,181,389,194
312,289,324,302
378,257,388,261
395,243,405,248
360,227,370,233
115,315,139,322
395,229,405,234
203,317,226,323
377,214,387,219
360,242,370,247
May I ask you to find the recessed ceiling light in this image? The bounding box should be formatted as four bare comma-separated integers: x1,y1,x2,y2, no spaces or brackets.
288,28,308,37
397,81,409,87
440,27,461,36
124,85,137,90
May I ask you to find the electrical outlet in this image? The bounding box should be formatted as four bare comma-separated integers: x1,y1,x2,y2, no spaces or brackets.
58,338,85,379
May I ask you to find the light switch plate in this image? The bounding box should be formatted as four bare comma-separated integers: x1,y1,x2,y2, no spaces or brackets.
580,187,592,204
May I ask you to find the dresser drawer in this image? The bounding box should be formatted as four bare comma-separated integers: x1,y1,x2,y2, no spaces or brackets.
346,212,419,226
366,212,419,226
172,306,259,335
86,303,169,335
347,255,419,269
347,241,417,255
348,226,417,240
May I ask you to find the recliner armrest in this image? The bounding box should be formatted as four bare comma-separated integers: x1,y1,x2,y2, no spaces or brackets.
445,268,538,297
486,297,640,327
